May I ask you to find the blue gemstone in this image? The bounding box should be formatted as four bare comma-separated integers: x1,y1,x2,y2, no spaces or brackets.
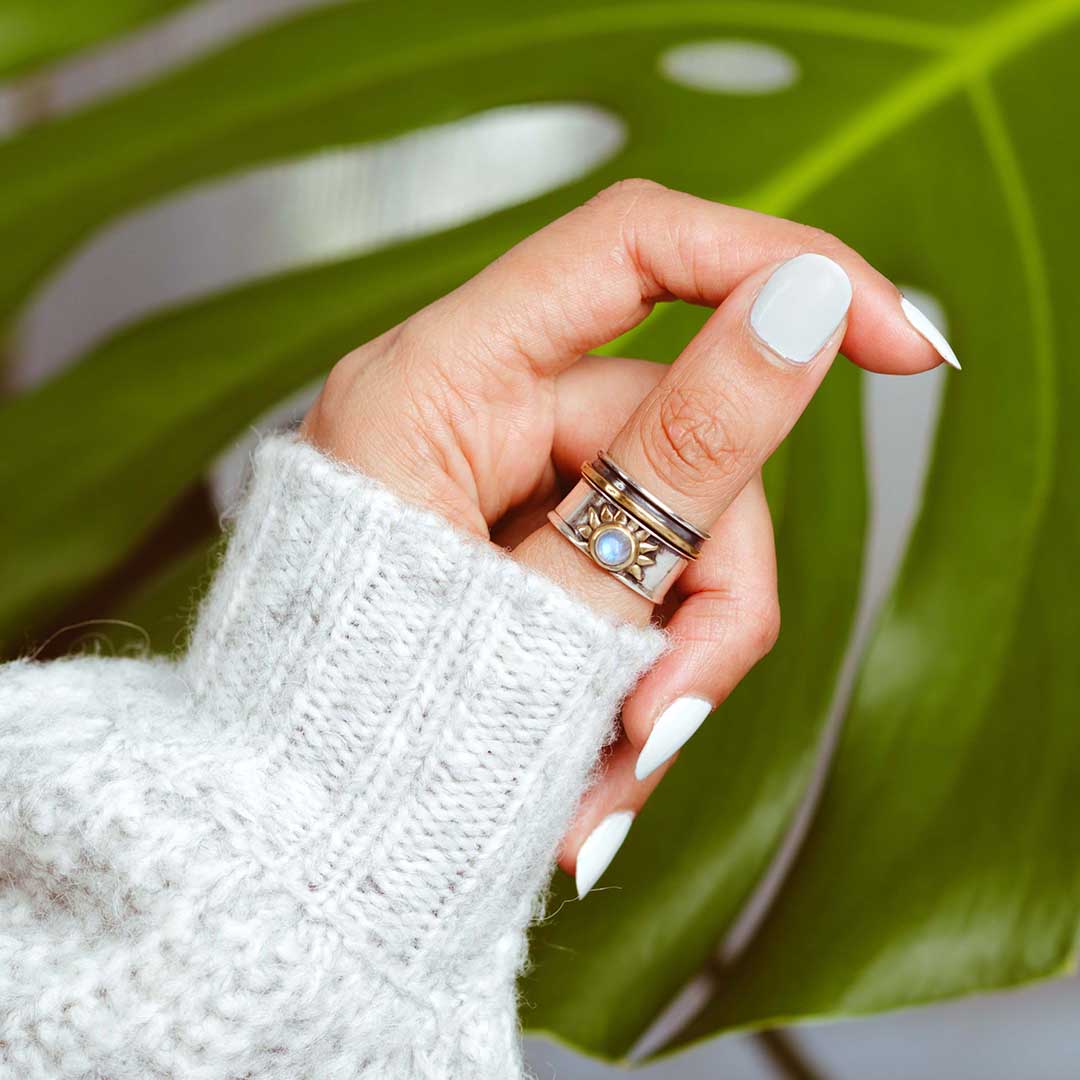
594,527,633,567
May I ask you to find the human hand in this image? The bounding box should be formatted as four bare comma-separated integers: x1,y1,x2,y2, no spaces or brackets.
301,179,956,896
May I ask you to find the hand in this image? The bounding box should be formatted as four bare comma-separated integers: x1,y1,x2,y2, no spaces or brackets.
301,178,951,893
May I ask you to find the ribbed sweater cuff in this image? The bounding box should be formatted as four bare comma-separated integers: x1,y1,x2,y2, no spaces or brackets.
183,434,667,957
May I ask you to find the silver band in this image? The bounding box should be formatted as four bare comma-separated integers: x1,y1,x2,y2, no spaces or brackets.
547,452,710,604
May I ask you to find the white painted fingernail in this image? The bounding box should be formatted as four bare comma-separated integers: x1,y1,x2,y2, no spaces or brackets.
635,696,713,782
750,253,853,364
576,811,635,899
901,295,961,370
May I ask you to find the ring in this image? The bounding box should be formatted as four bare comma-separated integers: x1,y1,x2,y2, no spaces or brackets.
547,452,710,604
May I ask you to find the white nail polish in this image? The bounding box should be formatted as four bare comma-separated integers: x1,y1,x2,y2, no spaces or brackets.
750,253,853,364
635,696,713,782
901,295,961,370
575,811,635,899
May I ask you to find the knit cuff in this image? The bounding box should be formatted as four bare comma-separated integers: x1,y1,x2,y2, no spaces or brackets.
184,434,667,957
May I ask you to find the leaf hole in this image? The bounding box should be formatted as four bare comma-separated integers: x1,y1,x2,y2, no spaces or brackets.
658,40,799,95
12,103,626,390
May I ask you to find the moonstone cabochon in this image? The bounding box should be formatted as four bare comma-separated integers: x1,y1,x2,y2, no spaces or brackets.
592,526,634,568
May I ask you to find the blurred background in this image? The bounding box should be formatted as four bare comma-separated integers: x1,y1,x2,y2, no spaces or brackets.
3,1,1078,1076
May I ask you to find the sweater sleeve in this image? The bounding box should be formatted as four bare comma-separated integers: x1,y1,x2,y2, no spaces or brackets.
0,434,667,1079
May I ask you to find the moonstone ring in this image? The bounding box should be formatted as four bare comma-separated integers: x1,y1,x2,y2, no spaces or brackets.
547,452,710,604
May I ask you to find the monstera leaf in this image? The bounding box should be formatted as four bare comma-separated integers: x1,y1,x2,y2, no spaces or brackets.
2,0,1078,1063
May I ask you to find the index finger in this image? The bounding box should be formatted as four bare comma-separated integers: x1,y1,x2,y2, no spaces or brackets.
513,251,852,625
409,178,958,378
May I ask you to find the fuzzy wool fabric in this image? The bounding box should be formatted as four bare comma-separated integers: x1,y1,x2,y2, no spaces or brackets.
0,435,667,1079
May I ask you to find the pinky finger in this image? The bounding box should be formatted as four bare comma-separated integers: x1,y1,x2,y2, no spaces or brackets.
622,474,780,781
559,475,779,897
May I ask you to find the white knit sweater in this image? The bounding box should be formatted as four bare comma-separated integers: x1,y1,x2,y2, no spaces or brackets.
0,435,666,1079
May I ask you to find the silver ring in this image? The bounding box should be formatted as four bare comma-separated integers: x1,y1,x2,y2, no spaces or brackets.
547,452,710,604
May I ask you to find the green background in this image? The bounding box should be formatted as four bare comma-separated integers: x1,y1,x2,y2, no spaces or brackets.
2,0,1077,1063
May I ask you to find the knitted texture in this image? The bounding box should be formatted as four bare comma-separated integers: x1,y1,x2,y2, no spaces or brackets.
0,435,667,1079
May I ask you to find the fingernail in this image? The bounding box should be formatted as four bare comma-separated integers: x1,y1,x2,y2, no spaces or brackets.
901,295,961,370
635,695,713,782
750,253,853,364
576,811,635,899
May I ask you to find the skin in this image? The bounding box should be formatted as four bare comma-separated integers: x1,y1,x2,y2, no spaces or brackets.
300,178,946,880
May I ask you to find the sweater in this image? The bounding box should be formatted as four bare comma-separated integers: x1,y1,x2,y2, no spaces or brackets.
0,435,666,1079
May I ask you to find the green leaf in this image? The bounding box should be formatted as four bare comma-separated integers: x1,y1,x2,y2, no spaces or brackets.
0,1,190,81
0,0,941,327
4,0,1078,1064
681,19,1080,1040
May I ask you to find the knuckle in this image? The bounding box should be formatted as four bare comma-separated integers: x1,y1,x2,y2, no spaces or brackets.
644,384,751,490
318,357,354,411
310,352,363,436
743,594,782,657
320,325,401,407
588,177,667,211
799,224,848,260
311,321,450,451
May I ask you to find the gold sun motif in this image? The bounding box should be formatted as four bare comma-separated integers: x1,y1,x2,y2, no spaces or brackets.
579,504,659,581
